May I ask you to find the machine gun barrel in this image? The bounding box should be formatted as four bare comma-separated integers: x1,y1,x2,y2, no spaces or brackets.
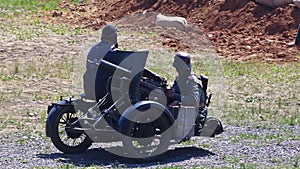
98,59,132,77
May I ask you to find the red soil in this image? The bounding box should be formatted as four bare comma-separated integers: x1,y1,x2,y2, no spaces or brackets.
44,0,300,62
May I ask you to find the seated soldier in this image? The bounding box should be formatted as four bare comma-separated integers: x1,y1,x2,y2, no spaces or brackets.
166,52,208,136
83,24,118,100
166,52,201,107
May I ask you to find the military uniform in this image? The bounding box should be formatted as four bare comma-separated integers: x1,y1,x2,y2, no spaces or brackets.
170,73,208,134
169,52,211,138
83,25,118,100
170,74,200,107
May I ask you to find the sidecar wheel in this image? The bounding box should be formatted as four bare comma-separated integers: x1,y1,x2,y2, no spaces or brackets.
122,118,171,161
48,106,92,154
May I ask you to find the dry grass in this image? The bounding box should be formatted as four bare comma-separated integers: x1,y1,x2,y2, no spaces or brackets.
0,11,299,138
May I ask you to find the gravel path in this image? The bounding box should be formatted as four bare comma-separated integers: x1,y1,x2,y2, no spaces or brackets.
0,125,299,168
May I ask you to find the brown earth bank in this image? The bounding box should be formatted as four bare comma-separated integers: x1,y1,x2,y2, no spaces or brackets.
41,0,300,62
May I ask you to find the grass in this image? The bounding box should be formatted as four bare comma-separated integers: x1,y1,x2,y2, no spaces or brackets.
161,164,294,169
0,0,89,18
179,139,197,146
1,55,75,82
0,13,91,136
218,61,300,126
231,131,300,145
0,4,299,168
223,61,299,83
0,0,60,13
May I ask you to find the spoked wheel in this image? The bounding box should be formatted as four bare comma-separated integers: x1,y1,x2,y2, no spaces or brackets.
122,121,171,160
48,106,92,154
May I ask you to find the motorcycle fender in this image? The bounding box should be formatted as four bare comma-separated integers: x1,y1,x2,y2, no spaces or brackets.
45,100,76,137
118,100,175,137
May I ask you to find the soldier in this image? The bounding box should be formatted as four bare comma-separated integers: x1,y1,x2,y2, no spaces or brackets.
83,24,118,100
167,52,214,137
167,52,208,136
167,52,201,108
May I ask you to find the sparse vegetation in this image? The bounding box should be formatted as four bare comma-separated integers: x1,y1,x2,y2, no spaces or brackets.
0,1,299,168
0,0,60,14
219,61,300,126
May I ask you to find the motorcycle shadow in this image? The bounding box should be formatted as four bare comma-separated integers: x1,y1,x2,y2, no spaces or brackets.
37,146,215,167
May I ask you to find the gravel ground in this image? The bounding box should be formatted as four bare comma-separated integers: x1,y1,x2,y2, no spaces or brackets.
0,125,299,168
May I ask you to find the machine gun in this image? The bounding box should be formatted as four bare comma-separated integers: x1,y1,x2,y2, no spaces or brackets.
139,68,168,100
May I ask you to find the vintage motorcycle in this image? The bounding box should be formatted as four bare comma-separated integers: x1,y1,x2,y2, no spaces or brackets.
45,49,223,160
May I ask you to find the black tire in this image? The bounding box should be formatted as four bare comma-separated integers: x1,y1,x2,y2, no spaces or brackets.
47,106,92,154
122,112,171,161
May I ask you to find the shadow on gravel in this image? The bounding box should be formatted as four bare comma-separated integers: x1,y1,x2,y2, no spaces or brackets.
37,146,214,167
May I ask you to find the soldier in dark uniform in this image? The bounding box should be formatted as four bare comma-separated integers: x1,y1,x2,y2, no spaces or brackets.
167,52,209,136
83,24,118,100
167,52,200,107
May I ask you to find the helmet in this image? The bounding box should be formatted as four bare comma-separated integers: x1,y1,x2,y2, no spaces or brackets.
173,51,191,69
101,24,118,45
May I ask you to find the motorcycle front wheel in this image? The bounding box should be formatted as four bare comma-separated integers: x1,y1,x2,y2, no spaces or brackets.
47,106,92,154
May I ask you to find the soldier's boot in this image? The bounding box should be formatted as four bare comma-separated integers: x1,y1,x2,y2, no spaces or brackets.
200,117,224,137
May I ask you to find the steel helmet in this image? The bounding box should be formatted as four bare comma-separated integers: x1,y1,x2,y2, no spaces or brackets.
173,51,192,69
101,24,118,45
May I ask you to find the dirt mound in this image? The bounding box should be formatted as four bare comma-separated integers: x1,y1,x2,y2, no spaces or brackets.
113,12,213,52
194,0,300,62
43,0,300,62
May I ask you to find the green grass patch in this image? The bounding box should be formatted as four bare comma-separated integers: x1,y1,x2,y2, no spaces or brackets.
179,139,197,146
220,61,300,126
158,166,184,169
70,0,89,5
223,61,300,83
0,16,90,41
0,0,60,13
231,131,300,144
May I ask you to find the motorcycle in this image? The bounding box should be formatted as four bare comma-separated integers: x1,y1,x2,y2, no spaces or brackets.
45,49,223,160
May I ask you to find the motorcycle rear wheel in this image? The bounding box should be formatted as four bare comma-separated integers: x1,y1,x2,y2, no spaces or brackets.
48,107,92,154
